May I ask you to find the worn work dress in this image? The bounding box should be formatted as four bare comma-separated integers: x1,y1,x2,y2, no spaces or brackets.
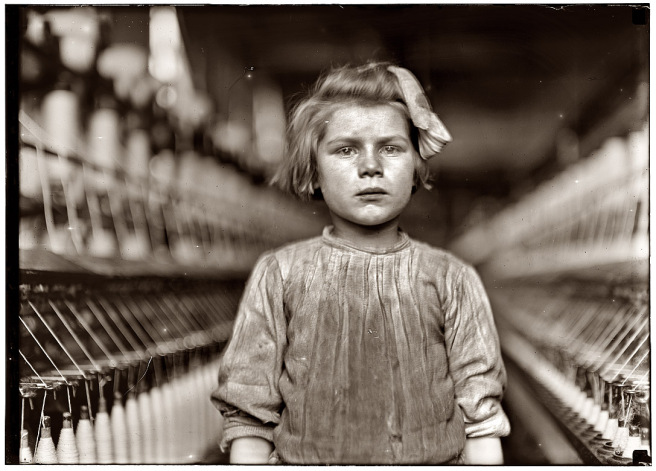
212,227,510,464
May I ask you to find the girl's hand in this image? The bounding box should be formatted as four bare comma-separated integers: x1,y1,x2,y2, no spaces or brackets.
229,436,274,464
463,437,504,465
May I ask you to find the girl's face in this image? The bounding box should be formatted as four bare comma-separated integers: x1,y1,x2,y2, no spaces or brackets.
316,103,417,233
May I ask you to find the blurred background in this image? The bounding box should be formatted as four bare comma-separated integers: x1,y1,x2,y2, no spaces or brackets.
7,4,650,465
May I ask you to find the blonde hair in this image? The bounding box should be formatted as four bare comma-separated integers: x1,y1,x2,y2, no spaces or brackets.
271,62,432,200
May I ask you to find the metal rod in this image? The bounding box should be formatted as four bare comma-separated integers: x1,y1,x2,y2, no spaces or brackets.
620,349,650,386
577,302,619,349
155,182,180,256
48,300,102,373
151,295,195,339
96,297,147,360
57,153,84,254
19,350,48,387
570,301,629,362
82,164,107,249
85,379,94,423
34,144,57,251
32,390,48,462
21,397,25,432
121,297,167,344
85,299,132,362
141,296,185,341
163,291,205,333
110,297,159,351
609,332,650,382
594,314,648,372
64,300,117,365
27,301,87,380
19,317,69,385
582,304,636,366
604,330,650,380
104,168,130,256
123,174,152,254
177,292,213,331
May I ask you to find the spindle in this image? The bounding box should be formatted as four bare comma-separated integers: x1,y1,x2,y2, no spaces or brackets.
41,81,80,179
76,404,97,463
95,393,114,463
56,411,79,463
149,378,167,463
85,189,119,258
87,101,121,192
138,385,156,463
593,379,610,436
111,390,129,463
19,429,33,464
160,372,177,462
602,383,620,442
34,416,58,464
121,171,152,260
125,389,143,463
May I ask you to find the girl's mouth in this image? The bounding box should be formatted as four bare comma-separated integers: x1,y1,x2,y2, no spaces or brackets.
356,187,387,196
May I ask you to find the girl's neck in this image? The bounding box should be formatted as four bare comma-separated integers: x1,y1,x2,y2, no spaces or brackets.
329,215,402,251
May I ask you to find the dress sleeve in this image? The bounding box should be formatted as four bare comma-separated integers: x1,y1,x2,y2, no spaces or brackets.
211,253,287,450
444,264,511,438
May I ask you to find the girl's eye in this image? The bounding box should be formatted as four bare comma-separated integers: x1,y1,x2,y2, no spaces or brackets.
337,147,357,157
381,145,400,156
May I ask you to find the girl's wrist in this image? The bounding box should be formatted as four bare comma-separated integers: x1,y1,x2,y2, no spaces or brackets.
229,436,274,464
463,436,504,465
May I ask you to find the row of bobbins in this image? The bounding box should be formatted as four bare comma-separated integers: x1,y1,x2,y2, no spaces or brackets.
20,353,224,464
495,288,650,463
18,273,241,463
19,107,316,269
531,360,649,462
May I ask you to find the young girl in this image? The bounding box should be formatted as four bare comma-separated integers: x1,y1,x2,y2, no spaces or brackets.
212,62,510,465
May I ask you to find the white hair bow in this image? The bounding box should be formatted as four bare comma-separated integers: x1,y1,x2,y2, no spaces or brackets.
388,65,452,159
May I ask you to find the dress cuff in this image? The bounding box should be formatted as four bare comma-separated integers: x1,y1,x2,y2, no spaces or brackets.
465,409,511,438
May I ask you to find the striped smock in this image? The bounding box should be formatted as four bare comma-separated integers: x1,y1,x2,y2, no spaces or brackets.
212,226,510,464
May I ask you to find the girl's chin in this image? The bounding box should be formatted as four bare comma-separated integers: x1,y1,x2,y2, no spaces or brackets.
332,213,402,230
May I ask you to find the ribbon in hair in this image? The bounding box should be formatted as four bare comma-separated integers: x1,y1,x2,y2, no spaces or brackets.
388,65,452,159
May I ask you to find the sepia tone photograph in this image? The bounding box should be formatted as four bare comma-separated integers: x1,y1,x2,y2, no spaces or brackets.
5,3,650,465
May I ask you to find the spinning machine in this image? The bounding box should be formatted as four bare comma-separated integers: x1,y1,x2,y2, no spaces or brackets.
14,107,322,464
450,120,650,464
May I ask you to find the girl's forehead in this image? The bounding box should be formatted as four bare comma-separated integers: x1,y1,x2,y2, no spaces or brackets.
327,101,406,118
323,103,410,135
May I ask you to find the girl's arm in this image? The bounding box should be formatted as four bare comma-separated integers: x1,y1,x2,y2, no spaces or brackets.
444,265,511,463
463,437,504,465
211,254,287,459
230,437,274,464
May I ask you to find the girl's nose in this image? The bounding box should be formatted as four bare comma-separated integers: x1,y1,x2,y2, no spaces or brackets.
358,149,383,178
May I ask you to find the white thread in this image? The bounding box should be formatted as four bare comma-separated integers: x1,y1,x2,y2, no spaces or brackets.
138,390,155,463
76,405,97,464
35,416,58,464
56,412,79,463
94,395,114,463
125,393,143,463
110,392,129,463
